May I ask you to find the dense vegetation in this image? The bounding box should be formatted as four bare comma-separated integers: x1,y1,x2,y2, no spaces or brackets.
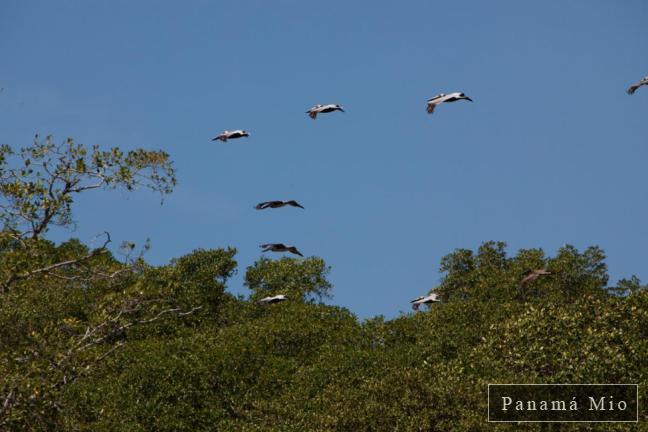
1,139,646,431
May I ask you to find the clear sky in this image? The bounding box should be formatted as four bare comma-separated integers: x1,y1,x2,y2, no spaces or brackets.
1,1,647,319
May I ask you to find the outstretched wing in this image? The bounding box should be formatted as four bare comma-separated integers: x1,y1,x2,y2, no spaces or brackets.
256,201,280,210
289,247,304,257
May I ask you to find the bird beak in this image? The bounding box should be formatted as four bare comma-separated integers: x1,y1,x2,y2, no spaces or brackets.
298,204,305,209
339,107,345,112
465,97,473,102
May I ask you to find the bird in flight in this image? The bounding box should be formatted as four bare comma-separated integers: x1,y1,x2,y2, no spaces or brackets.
410,292,441,311
627,76,648,95
211,130,250,142
260,243,304,257
426,92,473,114
257,294,289,305
255,200,305,210
306,104,344,119
518,269,552,289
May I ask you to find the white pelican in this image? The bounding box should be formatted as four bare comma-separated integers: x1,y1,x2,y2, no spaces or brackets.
306,104,344,119
426,92,472,114
258,294,288,305
211,130,250,142
410,292,441,311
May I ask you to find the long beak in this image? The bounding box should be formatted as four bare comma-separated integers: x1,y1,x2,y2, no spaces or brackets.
339,107,345,112
465,97,473,102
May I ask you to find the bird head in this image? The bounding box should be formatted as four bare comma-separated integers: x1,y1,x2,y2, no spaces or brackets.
335,104,345,112
289,247,304,257
460,93,473,102
288,200,304,209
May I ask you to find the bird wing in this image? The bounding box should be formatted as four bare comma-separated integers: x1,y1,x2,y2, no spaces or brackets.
427,293,440,302
257,201,283,209
518,273,536,288
627,84,640,95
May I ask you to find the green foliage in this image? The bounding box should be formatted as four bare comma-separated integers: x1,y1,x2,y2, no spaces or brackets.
436,241,610,304
245,256,332,302
0,138,645,431
0,135,175,241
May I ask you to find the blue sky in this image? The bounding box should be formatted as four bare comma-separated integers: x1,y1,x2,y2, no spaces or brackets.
1,1,647,318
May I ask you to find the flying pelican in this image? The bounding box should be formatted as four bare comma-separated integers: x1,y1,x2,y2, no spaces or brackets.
518,269,552,289
255,200,305,210
627,76,648,95
410,292,441,311
211,130,250,142
260,243,304,257
426,92,473,114
257,294,289,305
306,104,344,119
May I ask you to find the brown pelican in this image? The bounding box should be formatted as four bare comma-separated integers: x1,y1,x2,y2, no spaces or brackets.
306,104,344,119
410,292,441,311
258,294,289,305
260,243,304,257
627,76,648,95
211,130,250,142
426,92,473,114
255,200,305,210
518,269,552,289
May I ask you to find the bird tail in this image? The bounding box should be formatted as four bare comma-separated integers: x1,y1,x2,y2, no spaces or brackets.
308,111,317,119
627,85,637,95
426,104,436,114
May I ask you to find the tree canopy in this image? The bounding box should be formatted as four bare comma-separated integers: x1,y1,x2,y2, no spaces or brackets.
1,138,646,431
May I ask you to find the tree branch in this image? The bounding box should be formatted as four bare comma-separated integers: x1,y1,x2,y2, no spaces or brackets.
0,232,112,292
